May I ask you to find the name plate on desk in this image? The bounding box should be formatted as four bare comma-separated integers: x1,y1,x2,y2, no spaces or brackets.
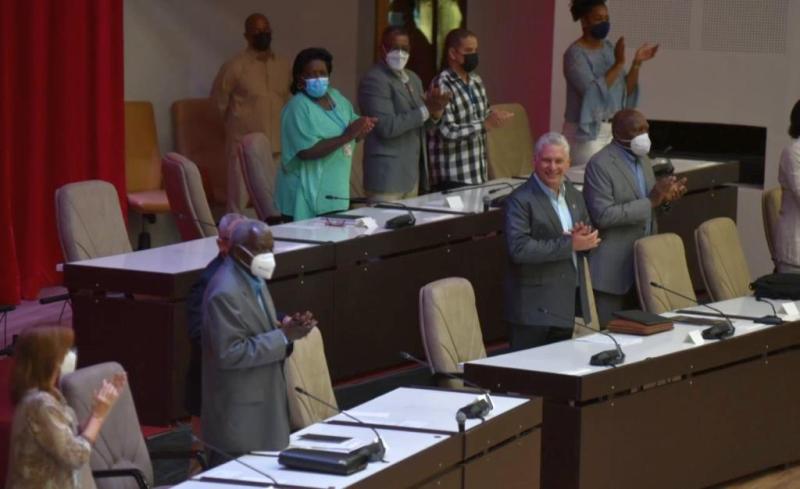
445,195,464,211
685,330,706,346
781,302,799,318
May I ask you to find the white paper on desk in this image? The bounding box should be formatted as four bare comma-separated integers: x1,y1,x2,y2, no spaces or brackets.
196,466,275,485
574,333,642,347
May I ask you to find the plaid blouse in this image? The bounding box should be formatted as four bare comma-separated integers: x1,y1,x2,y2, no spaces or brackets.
427,69,490,186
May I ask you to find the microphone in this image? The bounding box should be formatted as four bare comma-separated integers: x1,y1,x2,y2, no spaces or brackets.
325,195,415,229
649,282,735,339
487,182,520,194
538,307,625,367
754,297,784,325
441,182,513,194
190,434,281,486
399,351,494,422
293,387,387,462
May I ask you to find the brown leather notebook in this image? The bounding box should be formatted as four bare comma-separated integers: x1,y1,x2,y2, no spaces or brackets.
607,318,674,336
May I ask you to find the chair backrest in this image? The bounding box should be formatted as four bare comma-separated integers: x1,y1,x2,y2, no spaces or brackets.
238,133,280,220
486,103,533,179
418,278,486,388
634,233,697,314
576,256,600,334
162,152,218,241
695,217,751,301
124,101,162,193
171,98,227,205
61,362,153,489
285,327,337,431
762,187,782,266
350,141,365,199
55,180,133,262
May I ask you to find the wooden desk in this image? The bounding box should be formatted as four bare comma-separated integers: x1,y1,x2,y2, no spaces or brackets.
465,297,800,489
63,182,515,424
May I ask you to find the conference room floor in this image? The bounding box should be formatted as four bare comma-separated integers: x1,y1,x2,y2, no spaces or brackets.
5,291,800,488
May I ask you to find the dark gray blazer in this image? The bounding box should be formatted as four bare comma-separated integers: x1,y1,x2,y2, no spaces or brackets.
583,142,657,295
504,177,590,328
201,258,292,454
358,63,433,194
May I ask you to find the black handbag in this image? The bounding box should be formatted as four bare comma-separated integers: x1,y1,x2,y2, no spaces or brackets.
750,273,800,300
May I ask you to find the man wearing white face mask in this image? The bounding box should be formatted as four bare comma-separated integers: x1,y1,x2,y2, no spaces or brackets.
583,109,687,326
201,219,316,466
358,26,452,200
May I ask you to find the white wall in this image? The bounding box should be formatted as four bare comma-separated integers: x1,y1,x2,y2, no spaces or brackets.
124,0,375,154
549,0,800,278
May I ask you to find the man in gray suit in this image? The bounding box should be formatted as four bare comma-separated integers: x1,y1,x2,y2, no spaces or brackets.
504,132,601,350
583,109,687,326
358,26,451,200
201,219,315,466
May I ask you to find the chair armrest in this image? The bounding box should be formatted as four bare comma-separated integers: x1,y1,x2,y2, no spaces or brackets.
93,468,149,489
150,448,207,469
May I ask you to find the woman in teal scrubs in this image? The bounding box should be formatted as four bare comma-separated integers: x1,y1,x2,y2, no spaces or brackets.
276,47,377,221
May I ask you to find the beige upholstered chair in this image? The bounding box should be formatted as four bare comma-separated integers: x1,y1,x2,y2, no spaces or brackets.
61,362,177,489
125,101,170,249
238,132,281,221
634,233,697,314
574,256,601,336
171,98,227,206
350,140,365,199
762,187,782,267
419,278,487,388
285,327,337,431
55,180,132,262
486,103,533,179
162,153,217,241
695,217,751,301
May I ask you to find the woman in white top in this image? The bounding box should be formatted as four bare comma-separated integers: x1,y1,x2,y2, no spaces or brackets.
776,100,800,273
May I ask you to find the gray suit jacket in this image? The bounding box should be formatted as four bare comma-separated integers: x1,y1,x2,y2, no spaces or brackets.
358,63,432,194
583,142,656,295
201,258,292,454
504,177,590,327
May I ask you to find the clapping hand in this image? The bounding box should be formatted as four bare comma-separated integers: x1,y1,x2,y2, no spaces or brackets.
345,116,378,141
91,371,126,420
424,87,452,119
281,311,316,341
485,109,514,130
569,221,601,252
634,43,659,64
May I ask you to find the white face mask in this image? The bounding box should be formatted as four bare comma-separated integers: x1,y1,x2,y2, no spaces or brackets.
250,252,276,280
628,133,652,157
60,349,77,376
385,49,410,71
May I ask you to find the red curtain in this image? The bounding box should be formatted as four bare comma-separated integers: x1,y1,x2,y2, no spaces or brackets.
0,0,125,304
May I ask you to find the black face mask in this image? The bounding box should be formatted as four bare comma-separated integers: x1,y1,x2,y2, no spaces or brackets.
462,52,479,73
252,31,272,52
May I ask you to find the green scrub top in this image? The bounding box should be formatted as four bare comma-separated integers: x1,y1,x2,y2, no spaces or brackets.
276,88,358,221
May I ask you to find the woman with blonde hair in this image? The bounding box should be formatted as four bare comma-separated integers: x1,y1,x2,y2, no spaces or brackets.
6,326,126,489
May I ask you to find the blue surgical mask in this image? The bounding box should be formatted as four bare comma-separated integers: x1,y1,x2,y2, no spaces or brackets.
304,77,329,98
589,21,610,40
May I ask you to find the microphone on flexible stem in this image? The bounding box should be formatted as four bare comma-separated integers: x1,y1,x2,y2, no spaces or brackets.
487,182,523,195
293,387,387,463
325,195,415,229
190,434,281,487
399,351,494,424
441,182,511,194
754,297,784,325
649,282,735,339
538,307,625,367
